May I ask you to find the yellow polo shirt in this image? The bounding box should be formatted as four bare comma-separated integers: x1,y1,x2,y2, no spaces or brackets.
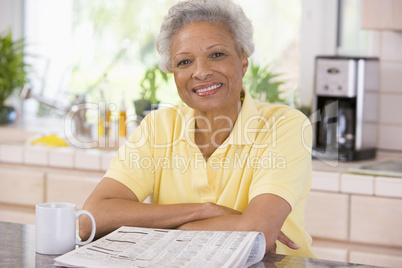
105,89,315,258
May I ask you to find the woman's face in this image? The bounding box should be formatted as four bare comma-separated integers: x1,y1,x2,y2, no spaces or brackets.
170,21,248,115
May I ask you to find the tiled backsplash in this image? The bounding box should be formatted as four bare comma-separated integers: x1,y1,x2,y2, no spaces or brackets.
376,31,402,151
311,170,402,199
0,144,115,172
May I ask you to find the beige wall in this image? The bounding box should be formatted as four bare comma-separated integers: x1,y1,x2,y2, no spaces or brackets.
374,31,402,150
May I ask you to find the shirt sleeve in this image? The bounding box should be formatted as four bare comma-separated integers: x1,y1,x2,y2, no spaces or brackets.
104,113,156,202
248,107,313,210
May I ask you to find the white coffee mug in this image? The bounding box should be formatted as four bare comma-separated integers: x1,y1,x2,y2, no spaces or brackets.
35,202,96,255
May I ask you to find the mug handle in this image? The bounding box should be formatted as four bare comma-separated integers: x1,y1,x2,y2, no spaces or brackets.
76,210,96,246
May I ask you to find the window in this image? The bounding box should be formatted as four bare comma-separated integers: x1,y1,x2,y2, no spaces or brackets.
23,0,302,118
337,0,370,55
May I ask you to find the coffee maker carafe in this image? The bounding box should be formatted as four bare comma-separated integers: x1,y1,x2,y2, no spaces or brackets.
312,56,379,161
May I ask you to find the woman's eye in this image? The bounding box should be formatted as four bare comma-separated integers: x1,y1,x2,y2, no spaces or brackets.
177,60,191,66
212,52,225,58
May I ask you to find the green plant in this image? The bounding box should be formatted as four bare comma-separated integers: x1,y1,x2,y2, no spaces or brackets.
296,104,312,118
243,62,313,118
0,32,29,106
134,64,169,117
140,64,169,105
244,61,285,103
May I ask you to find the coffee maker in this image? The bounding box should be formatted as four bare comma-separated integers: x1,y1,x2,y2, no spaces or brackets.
312,56,379,161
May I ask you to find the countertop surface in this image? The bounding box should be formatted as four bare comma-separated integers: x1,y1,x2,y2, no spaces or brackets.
312,150,402,173
0,221,379,268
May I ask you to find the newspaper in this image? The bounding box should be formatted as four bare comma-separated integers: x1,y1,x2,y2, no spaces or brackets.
54,226,266,268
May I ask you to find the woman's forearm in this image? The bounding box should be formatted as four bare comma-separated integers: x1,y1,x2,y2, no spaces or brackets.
178,213,280,251
177,194,292,253
81,198,222,239
79,177,241,240
79,178,293,254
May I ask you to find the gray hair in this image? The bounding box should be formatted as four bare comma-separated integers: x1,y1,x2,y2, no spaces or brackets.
155,0,254,73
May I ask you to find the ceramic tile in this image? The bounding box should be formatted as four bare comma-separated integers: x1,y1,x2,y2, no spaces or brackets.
380,62,402,93
381,31,402,61
350,195,402,247
393,0,402,30
378,94,402,124
47,173,101,209
381,0,394,29
375,176,402,198
377,125,402,150
367,31,381,57
0,144,24,164
74,149,101,171
24,146,49,166
305,191,349,240
48,147,75,168
341,173,375,195
0,167,45,205
311,171,340,192
361,0,382,29
0,204,36,225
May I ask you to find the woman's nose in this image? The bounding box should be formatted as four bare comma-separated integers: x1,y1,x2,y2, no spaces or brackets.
192,59,212,80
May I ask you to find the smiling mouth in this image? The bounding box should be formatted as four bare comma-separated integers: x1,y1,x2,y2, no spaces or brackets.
193,83,222,94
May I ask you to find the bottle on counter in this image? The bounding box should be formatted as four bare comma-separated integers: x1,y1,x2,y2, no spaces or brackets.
98,89,107,138
118,95,127,138
98,75,114,141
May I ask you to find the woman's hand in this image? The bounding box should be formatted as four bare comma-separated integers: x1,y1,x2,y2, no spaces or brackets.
266,231,300,254
277,231,300,250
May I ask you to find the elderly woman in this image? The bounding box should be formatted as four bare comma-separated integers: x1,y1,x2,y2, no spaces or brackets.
80,0,315,258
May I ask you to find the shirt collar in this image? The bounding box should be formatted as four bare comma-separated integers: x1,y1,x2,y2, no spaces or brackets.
225,89,260,145
180,88,261,146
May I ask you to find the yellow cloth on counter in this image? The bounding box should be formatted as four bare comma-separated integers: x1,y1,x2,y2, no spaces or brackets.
31,134,69,147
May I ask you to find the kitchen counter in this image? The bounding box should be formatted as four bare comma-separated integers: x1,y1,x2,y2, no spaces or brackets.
312,150,402,173
0,221,378,267
2,120,402,266
309,150,402,199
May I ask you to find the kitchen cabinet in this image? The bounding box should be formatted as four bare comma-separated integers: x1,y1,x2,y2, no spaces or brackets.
0,167,44,205
46,173,101,209
305,191,349,241
0,203,37,225
0,166,44,224
305,168,402,267
306,191,402,267
361,0,402,31
0,163,103,225
350,195,402,247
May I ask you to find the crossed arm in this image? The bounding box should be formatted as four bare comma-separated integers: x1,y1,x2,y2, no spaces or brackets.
80,177,299,253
